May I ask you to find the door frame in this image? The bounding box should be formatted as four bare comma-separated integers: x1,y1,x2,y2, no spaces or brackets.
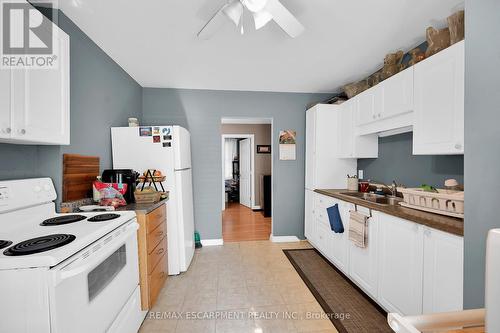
221,134,255,211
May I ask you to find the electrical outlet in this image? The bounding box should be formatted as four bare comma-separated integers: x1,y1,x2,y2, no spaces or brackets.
358,170,364,180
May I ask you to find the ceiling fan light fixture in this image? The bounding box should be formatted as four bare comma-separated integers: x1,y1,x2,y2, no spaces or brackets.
223,1,244,26
242,0,268,13
253,10,273,30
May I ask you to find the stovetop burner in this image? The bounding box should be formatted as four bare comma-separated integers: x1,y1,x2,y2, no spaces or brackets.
87,213,120,222
0,240,13,250
3,234,76,256
41,215,87,226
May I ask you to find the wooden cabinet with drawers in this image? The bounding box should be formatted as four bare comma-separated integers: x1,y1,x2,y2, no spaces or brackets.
136,204,168,310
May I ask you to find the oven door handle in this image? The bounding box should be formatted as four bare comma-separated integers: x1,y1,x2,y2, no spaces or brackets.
54,222,138,285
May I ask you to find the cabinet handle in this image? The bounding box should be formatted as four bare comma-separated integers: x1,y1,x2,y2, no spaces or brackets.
157,247,165,255
424,229,431,237
455,143,462,150
378,113,381,117
5,127,11,134
372,114,376,119
19,129,26,135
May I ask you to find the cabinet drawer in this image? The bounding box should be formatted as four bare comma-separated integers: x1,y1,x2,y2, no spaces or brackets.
315,194,337,209
146,205,166,234
148,221,167,254
148,252,167,308
148,236,167,275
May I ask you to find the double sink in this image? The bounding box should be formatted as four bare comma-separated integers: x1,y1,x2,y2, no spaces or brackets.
339,192,404,206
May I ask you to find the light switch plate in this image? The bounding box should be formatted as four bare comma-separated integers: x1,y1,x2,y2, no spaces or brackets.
358,170,364,180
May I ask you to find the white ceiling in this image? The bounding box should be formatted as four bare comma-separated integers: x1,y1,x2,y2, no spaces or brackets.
59,0,463,93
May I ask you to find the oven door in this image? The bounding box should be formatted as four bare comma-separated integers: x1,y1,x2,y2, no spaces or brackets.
49,221,140,333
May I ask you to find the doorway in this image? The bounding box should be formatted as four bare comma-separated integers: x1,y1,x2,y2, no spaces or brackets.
221,119,273,242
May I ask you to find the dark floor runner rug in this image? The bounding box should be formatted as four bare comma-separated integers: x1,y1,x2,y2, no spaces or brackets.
283,248,393,333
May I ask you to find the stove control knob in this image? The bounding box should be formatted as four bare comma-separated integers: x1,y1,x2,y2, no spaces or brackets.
34,186,41,193
43,184,51,191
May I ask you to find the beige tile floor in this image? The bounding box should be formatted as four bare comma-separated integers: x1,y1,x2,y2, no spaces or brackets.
140,240,338,333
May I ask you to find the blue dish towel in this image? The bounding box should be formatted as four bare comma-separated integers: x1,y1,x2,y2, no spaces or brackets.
327,204,344,233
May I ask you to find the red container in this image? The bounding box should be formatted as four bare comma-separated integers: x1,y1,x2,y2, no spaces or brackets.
359,182,370,193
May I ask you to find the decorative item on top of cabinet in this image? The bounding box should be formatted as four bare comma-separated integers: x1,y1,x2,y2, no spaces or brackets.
382,50,404,80
413,40,464,155
425,26,451,57
136,204,168,310
448,10,465,45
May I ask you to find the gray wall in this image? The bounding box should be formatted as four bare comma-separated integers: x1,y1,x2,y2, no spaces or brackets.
358,132,464,188
463,0,500,308
142,88,329,240
0,10,142,204
221,124,272,206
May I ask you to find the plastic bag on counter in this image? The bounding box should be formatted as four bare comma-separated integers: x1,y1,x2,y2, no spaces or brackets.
93,181,128,207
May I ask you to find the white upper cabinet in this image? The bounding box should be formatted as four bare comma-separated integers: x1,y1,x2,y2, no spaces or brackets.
356,86,382,126
377,213,424,315
0,68,12,139
305,104,356,189
338,99,378,158
379,67,414,120
0,4,70,145
413,41,464,155
422,227,464,314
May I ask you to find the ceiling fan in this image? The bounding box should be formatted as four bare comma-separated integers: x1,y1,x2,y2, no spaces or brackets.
197,0,304,39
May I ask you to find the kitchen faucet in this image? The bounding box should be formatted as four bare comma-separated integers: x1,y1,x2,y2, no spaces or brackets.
369,180,400,197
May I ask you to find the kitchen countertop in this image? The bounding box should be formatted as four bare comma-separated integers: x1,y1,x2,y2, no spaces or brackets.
315,189,464,236
116,195,169,214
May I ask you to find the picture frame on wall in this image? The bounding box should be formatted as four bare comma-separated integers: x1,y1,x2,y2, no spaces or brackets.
257,145,271,154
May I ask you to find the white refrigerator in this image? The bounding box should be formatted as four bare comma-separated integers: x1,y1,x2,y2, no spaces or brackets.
111,125,195,275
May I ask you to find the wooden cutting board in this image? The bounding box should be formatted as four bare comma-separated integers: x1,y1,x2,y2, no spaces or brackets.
63,154,100,201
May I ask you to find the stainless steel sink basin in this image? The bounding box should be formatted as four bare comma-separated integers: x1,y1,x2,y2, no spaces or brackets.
339,192,403,206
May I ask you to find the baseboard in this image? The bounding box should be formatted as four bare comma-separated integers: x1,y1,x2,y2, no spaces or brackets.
270,235,300,243
201,239,224,246
252,205,261,210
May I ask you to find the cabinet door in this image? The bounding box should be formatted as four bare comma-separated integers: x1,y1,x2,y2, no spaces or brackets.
0,68,12,139
423,227,463,314
305,108,316,189
12,29,70,144
380,68,414,120
338,101,354,158
356,86,382,126
413,41,464,155
316,221,333,260
378,214,424,315
304,190,314,240
348,206,379,298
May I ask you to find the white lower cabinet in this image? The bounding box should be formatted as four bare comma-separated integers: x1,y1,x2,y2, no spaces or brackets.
304,190,314,240
348,205,379,298
422,227,464,313
307,195,464,316
377,213,424,315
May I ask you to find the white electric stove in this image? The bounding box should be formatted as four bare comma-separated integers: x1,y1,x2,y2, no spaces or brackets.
0,178,146,333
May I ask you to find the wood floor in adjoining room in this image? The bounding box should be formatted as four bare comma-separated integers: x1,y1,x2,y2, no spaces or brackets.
222,203,271,242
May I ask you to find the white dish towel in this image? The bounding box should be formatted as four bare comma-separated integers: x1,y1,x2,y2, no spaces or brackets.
349,210,368,248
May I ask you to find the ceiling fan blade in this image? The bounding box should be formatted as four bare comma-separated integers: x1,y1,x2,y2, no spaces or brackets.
222,1,244,26
197,1,235,39
253,10,273,30
263,0,304,38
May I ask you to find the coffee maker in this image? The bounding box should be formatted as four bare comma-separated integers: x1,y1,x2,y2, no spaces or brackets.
101,169,139,203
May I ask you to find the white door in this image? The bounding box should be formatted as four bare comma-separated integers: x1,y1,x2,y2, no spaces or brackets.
175,168,195,272
348,205,379,298
338,101,354,158
11,28,70,144
305,108,316,190
378,214,424,315
380,68,414,120
413,41,464,155
356,87,381,126
422,227,463,313
239,138,252,208
0,68,11,139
